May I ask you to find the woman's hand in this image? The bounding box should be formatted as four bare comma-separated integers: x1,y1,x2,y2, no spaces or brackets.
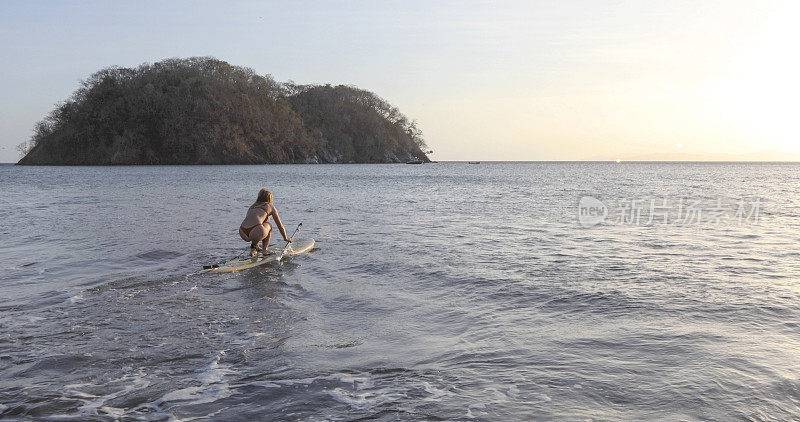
284,237,293,243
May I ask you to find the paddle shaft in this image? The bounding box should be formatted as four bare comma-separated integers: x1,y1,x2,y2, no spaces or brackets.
278,223,302,260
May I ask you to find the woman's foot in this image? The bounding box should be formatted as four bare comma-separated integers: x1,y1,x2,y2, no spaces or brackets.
250,244,262,257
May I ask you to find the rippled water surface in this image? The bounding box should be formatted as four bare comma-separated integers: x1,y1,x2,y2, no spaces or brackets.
2,162,800,420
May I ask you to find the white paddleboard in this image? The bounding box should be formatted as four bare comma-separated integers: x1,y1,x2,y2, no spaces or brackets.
206,238,315,273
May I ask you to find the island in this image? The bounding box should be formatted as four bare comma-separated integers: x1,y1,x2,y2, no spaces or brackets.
16,57,430,165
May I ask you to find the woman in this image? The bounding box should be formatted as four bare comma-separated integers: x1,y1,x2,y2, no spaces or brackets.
239,188,292,256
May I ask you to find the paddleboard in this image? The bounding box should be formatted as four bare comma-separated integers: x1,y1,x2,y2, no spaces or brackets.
205,238,315,273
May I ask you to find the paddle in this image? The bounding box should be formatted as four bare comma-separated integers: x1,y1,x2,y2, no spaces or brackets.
277,223,302,261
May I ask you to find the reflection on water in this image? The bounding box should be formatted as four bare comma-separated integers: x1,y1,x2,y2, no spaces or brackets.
1,162,800,420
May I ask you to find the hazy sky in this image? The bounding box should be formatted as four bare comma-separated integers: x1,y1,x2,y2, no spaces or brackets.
1,0,798,162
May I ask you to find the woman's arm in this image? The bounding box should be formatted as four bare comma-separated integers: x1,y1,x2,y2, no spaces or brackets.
271,207,291,242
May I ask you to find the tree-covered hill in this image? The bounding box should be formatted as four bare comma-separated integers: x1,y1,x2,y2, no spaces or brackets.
287,84,427,164
16,57,430,165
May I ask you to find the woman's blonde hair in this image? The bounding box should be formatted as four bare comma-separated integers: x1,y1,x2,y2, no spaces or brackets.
256,188,273,204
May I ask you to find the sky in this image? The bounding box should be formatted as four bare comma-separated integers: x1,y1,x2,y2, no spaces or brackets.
1,0,798,162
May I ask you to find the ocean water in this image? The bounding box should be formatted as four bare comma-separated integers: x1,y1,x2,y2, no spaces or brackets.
1,162,800,421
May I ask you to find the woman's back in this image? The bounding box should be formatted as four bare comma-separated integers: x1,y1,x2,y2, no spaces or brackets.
241,202,272,228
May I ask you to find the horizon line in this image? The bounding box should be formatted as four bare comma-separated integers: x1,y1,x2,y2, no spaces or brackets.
4,160,800,165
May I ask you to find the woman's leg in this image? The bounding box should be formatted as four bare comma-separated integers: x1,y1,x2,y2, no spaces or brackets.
261,224,272,253
246,224,272,255
239,227,251,242
244,225,265,256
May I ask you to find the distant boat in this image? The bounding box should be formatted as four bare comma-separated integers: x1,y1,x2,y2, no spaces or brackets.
406,160,423,164
468,161,480,164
